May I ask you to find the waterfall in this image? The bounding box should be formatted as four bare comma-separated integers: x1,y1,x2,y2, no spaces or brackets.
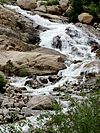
5,5,100,95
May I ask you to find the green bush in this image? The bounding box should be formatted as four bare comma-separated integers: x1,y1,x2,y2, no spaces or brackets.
17,67,29,77
66,0,100,22
0,74,6,89
0,0,7,3
34,92,100,133
67,0,83,22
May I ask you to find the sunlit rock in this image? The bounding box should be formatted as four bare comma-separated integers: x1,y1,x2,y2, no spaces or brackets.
17,0,37,10
78,13,93,24
59,0,69,11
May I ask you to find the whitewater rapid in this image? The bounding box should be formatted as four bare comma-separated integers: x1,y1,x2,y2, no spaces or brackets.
5,5,100,95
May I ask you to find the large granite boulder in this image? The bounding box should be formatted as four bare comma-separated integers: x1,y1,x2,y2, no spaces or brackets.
46,5,62,15
17,0,37,10
0,5,40,44
0,48,66,76
78,13,93,24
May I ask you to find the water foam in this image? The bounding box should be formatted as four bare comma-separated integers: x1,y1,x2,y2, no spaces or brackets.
5,5,100,95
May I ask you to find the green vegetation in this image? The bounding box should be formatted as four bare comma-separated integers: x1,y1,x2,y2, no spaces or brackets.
44,0,59,6
0,74,6,91
66,0,100,22
17,67,29,77
0,81,99,132
35,92,100,133
0,0,7,3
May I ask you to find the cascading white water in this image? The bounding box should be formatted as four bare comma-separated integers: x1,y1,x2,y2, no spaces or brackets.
5,5,100,95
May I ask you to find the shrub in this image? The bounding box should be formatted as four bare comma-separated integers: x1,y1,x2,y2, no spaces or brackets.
66,0,83,22
34,92,100,133
17,67,29,77
66,0,100,22
0,0,7,3
0,74,6,90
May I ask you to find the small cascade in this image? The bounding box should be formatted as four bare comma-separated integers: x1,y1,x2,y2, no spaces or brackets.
5,5,100,95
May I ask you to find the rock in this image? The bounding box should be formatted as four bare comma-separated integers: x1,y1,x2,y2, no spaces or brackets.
2,98,14,108
37,1,47,7
48,75,62,82
37,76,48,84
0,115,3,121
18,101,25,108
21,107,34,116
28,35,40,44
0,5,40,45
75,23,100,38
78,13,93,24
24,79,33,86
0,35,37,52
96,49,100,58
34,11,61,21
35,5,47,12
0,48,66,76
46,5,62,15
26,95,56,110
83,61,100,73
52,35,62,50
0,5,17,28
17,0,37,10
91,43,100,58
59,0,69,11
3,109,9,116
18,114,25,120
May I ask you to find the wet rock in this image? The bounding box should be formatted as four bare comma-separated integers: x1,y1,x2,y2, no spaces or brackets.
14,88,22,93
38,77,48,84
0,115,3,121
21,107,33,116
65,27,80,38
34,11,61,22
83,61,100,74
73,60,82,64
28,35,40,44
51,92,60,96
49,75,62,83
52,35,62,50
18,101,26,108
86,72,96,78
18,114,25,120
91,43,100,58
24,79,33,86
3,109,9,116
2,97,14,108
